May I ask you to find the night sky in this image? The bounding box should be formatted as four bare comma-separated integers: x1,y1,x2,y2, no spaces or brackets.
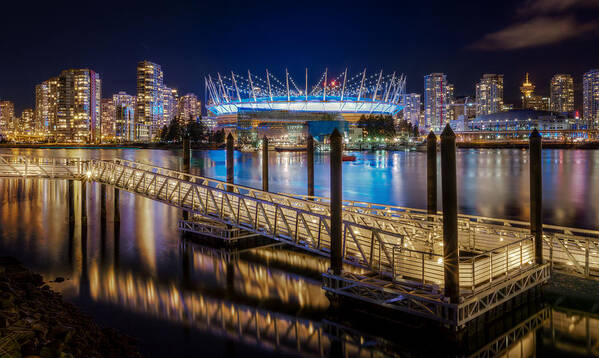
1,0,598,113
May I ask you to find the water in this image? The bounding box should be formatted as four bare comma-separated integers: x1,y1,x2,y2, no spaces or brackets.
0,148,598,357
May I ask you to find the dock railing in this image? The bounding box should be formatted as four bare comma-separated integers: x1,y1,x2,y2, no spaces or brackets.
288,193,599,281
0,154,86,178
392,236,536,297
0,155,597,282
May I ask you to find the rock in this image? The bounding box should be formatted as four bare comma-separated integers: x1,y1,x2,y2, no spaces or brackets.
0,257,142,357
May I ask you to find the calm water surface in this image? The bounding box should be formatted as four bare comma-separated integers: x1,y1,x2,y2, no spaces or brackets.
0,148,598,357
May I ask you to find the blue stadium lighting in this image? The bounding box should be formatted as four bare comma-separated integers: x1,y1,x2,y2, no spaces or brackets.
205,68,406,116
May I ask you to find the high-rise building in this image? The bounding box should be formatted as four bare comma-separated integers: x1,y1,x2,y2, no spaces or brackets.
100,98,116,140
162,86,177,127
550,74,574,114
54,69,101,142
0,101,15,138
583,69,599,129
35,77,59,134
20,109,35,135
113,91,136,141
424,73,452,131
476,74,504,116
136,60,165,140
446,83,455,122
401,93,422,128
177,93,201,124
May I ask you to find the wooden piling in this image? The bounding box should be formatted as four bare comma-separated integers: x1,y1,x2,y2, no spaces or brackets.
262,136,269,192
427,131,437,216
330,129,343,275
529,129,543,264
226,133,234,192
183,138,191,174
441,124,459,303
307,135,315,198
182,138,191,222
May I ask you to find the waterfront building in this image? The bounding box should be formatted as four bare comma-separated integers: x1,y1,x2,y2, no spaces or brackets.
35,77,59,134
424,73,451,131
136,60,165,140
100,98,116,141
0,101,15,138
20,109,35,135
53,69,101,143
451,96,477,123
205,68,405,146
162,86,177,127
525,95,549,111
177,93,201,124
464,109,574,132
113,91,136,141
401,93,421,128
583,69,599,129
550,74,574,114
476,74,504,116
446,83,455,122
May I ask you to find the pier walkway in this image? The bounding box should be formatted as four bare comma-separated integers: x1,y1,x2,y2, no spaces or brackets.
1,154,596,327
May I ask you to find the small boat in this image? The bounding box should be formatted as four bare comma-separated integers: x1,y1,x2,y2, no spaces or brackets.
342,155,357,162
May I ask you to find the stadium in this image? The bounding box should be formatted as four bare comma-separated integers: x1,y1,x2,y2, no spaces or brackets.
204,69,406,146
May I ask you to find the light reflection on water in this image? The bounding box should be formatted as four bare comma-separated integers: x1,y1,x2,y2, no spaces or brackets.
2,147,599,229
0,148,599,357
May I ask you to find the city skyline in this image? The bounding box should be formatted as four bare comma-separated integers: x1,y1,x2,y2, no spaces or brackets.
2,61,598,143
1,0,599,113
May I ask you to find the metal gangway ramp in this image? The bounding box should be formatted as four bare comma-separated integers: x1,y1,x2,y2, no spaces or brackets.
6,154,594,327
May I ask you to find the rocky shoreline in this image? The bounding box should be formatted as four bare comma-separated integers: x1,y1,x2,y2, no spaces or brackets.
0,257,142,357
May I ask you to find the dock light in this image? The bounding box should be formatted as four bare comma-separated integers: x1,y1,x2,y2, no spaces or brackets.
86,171,91,178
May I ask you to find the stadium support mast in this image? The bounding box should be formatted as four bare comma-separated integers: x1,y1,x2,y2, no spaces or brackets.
341,68,348,101
208,75,221,104
266,69,273,101
392,75,406,104
357,68,366,101
384,72,395,103
218,73,229,103
248,70,256,101
232,71,242,102
305,68,308,101
205,77,215,105
286,68,290,102
373,69,383,100
323,68,328,101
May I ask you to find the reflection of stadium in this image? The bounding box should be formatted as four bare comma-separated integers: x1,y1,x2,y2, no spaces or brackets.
205,69,405,145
